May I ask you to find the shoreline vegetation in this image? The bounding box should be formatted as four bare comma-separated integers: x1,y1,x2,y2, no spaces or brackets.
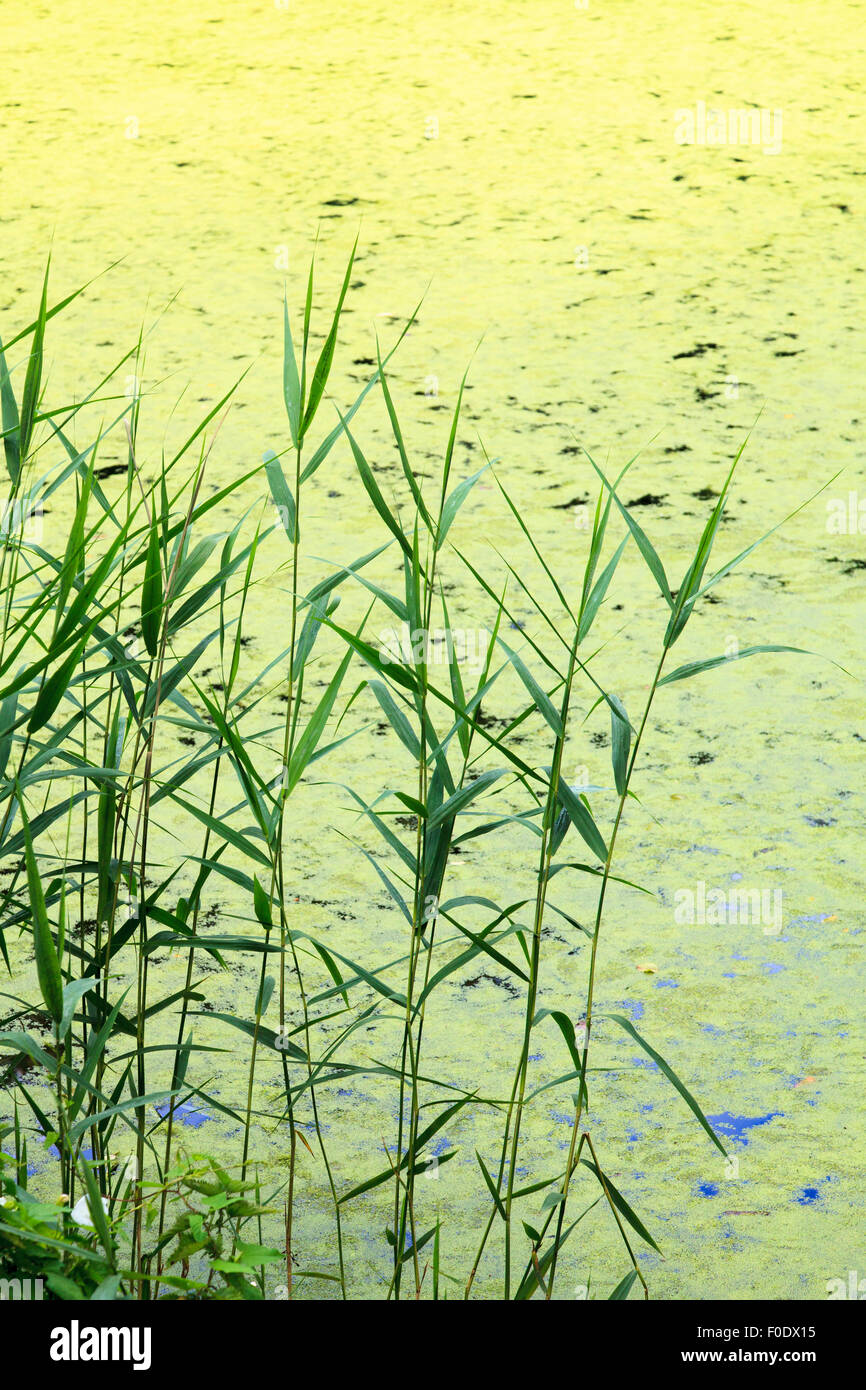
0,249,828,1300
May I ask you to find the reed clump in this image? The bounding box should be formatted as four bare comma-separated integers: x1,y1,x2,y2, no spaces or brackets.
0,249,825,1299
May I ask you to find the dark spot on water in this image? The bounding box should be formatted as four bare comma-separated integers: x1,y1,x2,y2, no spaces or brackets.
698,1182,720,1197
464,972,520,997
673,343,718,359
551,493,590,510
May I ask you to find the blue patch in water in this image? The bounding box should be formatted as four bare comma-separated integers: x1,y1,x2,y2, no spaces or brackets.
707,1111,783,1145
698,1182,719,1197
617,999,644,1021
654,978,678,988
795,1187,821,1205
632,1056,659,1072
762,962,785,975
155,1100,211,1129
43,1137,93,1162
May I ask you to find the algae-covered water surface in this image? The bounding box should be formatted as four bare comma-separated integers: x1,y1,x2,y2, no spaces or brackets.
0,1,862,1305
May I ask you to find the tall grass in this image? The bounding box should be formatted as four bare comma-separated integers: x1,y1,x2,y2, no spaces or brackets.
0,249,829,1299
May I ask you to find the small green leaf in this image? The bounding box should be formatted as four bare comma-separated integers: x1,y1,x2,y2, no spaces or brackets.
659,644,814,687
587,455,672,607
343,415,411,557
578,535,628,644
265,449,298,544
369,680,420,759
609,1269,638,1300
252,876,273,929
59,976,101,1041
282,295,302,445
437,465,489,550
426,769,506,830
535,1008,582,1070
497,638,563,737
20,800,63,1024
609,694,630,795
301,238,357,436
541,1190,566,1211
0,333,21,483
475,1150,507,1220
556,779,607,863
141,509,163,657
18,258,50,462
581,1157,661,1252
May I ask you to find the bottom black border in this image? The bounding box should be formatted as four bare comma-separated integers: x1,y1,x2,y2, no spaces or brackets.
0,1297,858,1375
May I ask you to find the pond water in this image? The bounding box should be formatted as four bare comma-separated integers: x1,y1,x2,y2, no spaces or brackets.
2,0,863,1298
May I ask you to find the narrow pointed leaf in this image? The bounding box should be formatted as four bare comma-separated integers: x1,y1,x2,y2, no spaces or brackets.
659,644,814,687
609,694,630,795
265,449,298,544
604,1012,726,1155
282,295,302,445
20,803,63,1024
498,638,563,737
141,509,163,657
301,238,356,435
556,779,607,863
